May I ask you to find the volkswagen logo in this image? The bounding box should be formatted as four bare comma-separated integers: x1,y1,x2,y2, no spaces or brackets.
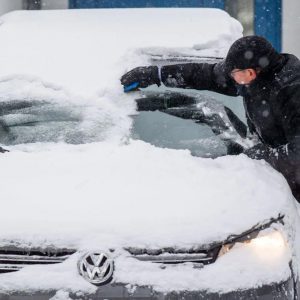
77,251,114,285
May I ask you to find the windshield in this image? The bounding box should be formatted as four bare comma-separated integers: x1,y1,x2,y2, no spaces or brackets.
131,57,247,158
132,110,226,157
0,100,114,145
0,58,247,158
132,76,247,158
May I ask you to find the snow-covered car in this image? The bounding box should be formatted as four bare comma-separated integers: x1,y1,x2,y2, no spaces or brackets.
0,8,299,300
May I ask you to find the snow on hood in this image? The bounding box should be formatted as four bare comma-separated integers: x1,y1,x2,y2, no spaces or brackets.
0,8,242,97
0,140,295,249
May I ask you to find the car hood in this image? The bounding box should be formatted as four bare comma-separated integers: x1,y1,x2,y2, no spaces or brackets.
0,140,294,250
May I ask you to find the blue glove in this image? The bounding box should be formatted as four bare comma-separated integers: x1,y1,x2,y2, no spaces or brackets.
123,82,140,93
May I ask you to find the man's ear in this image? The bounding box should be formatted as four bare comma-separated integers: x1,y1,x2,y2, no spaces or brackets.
249,68,257,79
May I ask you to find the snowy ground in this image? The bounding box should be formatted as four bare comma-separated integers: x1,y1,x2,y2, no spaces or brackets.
0,8,298,295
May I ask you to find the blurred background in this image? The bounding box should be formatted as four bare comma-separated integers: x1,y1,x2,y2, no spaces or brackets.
0,0,299,57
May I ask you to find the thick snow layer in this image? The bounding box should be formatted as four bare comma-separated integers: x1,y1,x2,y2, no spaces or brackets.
0,8,242,97
0,141,296,293
0,77,135,144
0,140,294,247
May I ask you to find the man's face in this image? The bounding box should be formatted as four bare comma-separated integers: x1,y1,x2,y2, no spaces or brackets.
230,68,258,85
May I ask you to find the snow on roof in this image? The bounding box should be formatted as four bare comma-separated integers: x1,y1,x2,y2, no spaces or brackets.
0,8,242,97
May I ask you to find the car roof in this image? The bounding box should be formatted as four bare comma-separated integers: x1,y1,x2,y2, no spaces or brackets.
0,8,242,97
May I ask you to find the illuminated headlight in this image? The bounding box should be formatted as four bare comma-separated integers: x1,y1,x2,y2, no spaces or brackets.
218,229,288,262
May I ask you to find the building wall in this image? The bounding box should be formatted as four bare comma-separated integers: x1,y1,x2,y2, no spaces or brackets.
225,0,254,36
282,0,300,58
41,0,68,9
0,0,22,16
0,0,69,15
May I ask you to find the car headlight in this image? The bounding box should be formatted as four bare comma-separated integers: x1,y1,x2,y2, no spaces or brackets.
218,229,288,262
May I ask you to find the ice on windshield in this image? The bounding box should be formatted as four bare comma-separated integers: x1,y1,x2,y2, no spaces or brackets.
0,100,116,145
0,77,134,146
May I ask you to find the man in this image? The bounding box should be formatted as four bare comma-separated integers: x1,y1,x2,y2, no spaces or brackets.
121,36,300,202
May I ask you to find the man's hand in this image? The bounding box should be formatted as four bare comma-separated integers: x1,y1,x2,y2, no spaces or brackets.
243,143,270,160
121,66,160,92
243,143,279,169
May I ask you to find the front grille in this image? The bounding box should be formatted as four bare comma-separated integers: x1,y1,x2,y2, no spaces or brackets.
0,247,76,273
127,246,221,267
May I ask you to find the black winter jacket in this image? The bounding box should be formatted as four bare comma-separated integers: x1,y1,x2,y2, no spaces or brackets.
160,54,300,201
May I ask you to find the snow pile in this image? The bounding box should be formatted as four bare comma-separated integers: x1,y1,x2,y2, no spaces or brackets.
0,76,134,144
0,8,242,97
0,140,294,247
0,140,296,293
50,291,73,300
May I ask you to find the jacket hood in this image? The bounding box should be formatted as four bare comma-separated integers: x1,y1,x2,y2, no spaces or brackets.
225,36,283,73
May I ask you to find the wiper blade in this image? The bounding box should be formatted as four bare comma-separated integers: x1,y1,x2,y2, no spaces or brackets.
224,106,247,139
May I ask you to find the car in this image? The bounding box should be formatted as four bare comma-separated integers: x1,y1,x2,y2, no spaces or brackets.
0,7,298,300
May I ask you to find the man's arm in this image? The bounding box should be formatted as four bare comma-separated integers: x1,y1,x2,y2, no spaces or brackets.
121,61,238,96
244,84,300,200
160,61,238,96
245,84,300,161
244,141,300,201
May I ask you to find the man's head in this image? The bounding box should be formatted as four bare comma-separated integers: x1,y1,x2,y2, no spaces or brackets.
225,36,281,85
229,68,259,85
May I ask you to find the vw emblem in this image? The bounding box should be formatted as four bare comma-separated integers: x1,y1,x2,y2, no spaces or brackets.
77,251,114,285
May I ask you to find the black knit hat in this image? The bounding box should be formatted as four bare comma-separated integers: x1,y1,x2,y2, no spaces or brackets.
225,36,281,73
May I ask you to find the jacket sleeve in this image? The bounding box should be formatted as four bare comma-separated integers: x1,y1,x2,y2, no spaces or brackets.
244,84,300,200
160,60,238,96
